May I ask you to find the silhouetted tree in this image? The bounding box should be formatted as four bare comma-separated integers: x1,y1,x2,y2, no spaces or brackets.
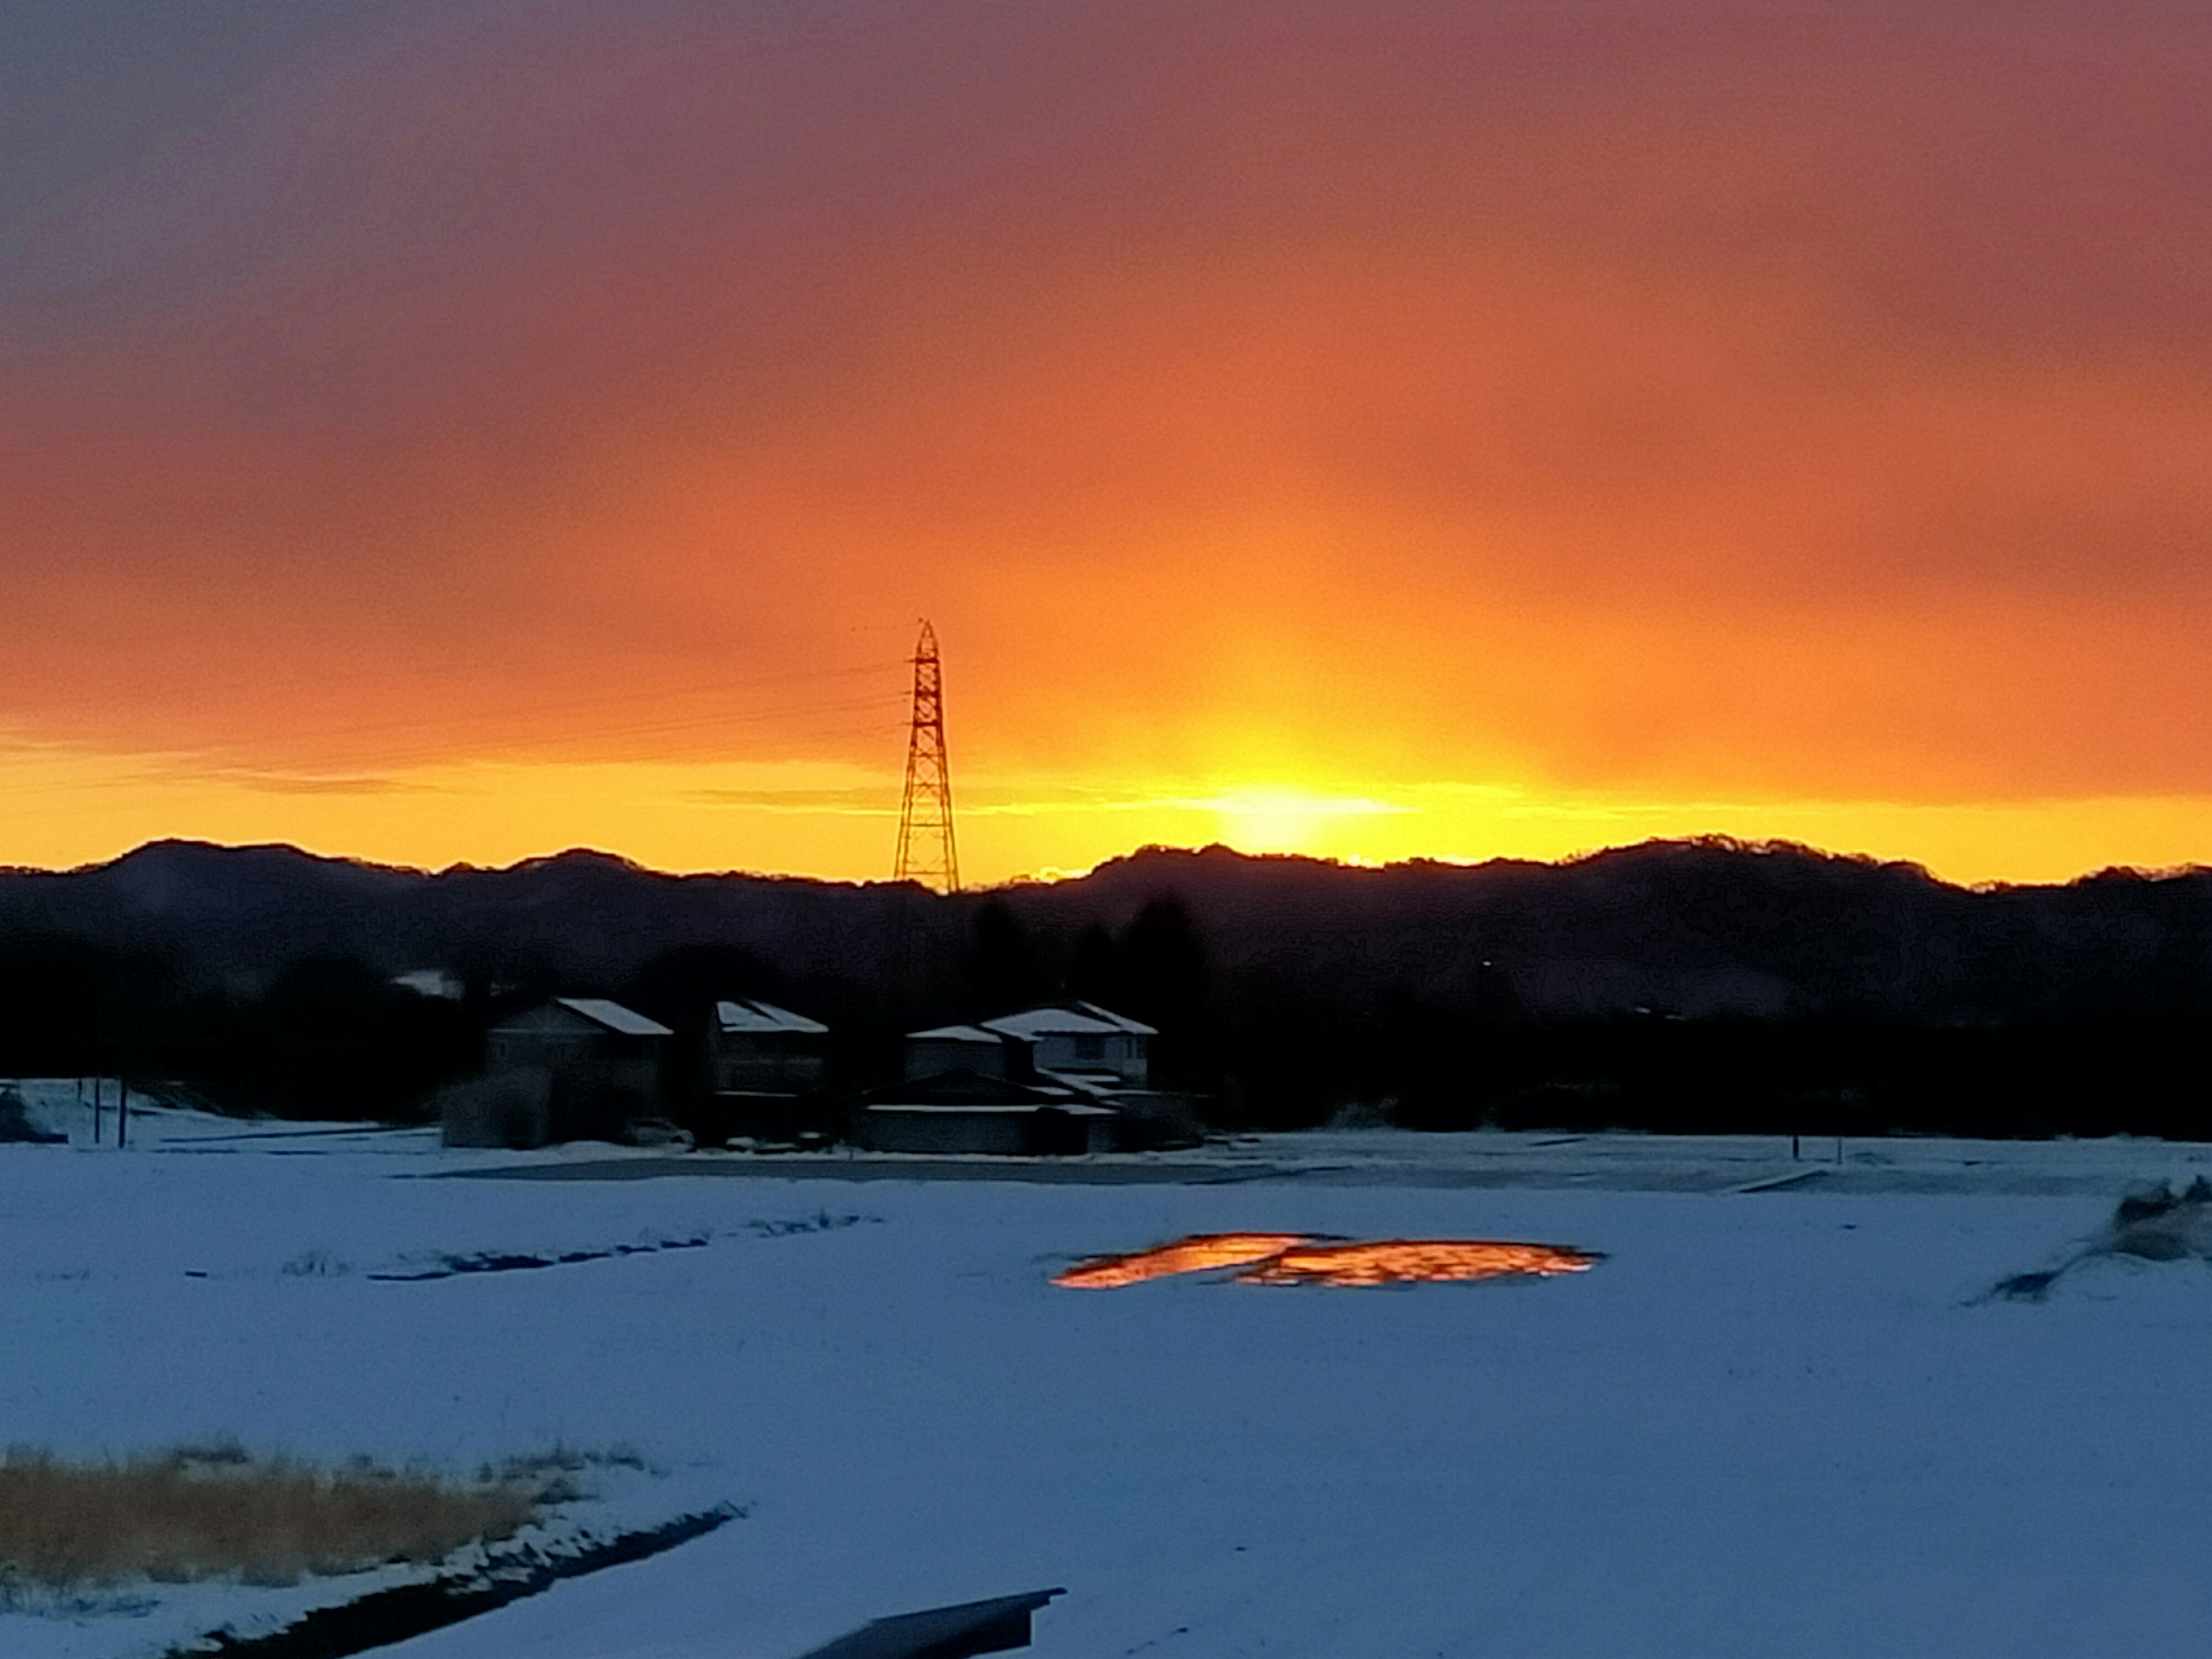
453,938,562,1010
0,930,174,1078
1113,896,1212,1092
1066,923,1119,1005
623,943,784,1028
1118,897,1207,1031
965,902,1043,1015
242,950,475,1121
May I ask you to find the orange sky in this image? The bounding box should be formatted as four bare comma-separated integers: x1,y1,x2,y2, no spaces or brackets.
5,1,2211,885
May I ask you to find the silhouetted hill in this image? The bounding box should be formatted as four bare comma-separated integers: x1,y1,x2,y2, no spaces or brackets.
4,836,2209,1132
4,835,2210,1022
1048,841,2212,1025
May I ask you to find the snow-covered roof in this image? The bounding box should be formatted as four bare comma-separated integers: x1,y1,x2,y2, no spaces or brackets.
714,998,828,1036
906,1024,1003,1043
982,1004,1154,1041
554,997,673,1037
1074,1001,1158,1036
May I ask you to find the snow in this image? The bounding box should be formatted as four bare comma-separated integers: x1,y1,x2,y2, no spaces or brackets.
713,1002,828,1037
979,1008,1128,1040
6,1088,2212,1657
1070,1002,1158,1036
550,999,673,1039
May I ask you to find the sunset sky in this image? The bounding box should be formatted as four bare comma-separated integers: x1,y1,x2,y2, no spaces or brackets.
5,1,2211,885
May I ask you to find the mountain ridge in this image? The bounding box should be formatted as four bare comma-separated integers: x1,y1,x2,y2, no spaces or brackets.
2,835,2209,1027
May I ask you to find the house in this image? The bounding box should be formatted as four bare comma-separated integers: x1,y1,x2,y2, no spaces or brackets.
855,1069,1119,1156
874,1001,1185,1155
707,998,829,1092
443,996,672,1149
903,1023,1017,1082
979,1002,1154,1088
699,997,833,1146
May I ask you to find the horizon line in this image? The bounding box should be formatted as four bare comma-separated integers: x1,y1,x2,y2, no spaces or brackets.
7,832,2206,896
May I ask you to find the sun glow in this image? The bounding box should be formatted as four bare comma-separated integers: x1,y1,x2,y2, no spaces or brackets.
1200,788,1408,855
9,739,2212,887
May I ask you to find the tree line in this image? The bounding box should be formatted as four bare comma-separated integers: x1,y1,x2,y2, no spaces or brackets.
1,887,2206,1142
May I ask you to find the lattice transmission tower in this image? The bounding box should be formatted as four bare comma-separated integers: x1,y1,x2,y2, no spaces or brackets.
893,619,960,892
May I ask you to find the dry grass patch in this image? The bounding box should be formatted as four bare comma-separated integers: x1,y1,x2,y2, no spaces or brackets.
0,1445,547,1593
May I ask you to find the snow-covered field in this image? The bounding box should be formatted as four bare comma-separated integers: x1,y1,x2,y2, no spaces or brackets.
7,1084,2212,1657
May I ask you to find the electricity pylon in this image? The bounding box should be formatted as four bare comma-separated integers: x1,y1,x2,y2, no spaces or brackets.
893,619,960,892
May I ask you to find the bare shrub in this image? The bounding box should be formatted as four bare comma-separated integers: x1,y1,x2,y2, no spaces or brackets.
0,1448,544,1592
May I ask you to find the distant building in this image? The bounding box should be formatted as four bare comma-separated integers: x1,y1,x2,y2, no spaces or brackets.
880,1002,1190,1155
707,998,829,1093
903,1023,1017,1082
700,998,834,1147
855,1069,1119,1156
980,1002,1154,1088
444,996,673,1149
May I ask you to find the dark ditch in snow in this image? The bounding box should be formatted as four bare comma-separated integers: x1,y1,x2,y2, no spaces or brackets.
365,1214,868,1282
366,1237,710,1281
1990,1178,2212,1301
162,1505,740,1659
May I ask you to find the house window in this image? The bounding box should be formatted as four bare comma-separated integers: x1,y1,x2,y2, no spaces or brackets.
1075,1035,1105,1062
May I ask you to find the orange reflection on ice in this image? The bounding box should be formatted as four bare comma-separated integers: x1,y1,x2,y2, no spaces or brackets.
1052,1233,1601,1288
1052,1233,1313,1289
1235,1240,1601,1286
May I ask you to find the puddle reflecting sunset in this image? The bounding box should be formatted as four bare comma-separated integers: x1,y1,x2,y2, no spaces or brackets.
1053,1234,1601,1289
1052,1233,1313,1289
1234,1240,1600,1286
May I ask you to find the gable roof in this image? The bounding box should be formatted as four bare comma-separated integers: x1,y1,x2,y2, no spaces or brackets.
714,998,828,1035
553,997,673,1037
982,1003,1156,1041
1074,1001,1158,1036
906,1023,1003,1043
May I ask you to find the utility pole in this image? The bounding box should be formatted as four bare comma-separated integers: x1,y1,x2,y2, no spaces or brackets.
892,619,960,893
